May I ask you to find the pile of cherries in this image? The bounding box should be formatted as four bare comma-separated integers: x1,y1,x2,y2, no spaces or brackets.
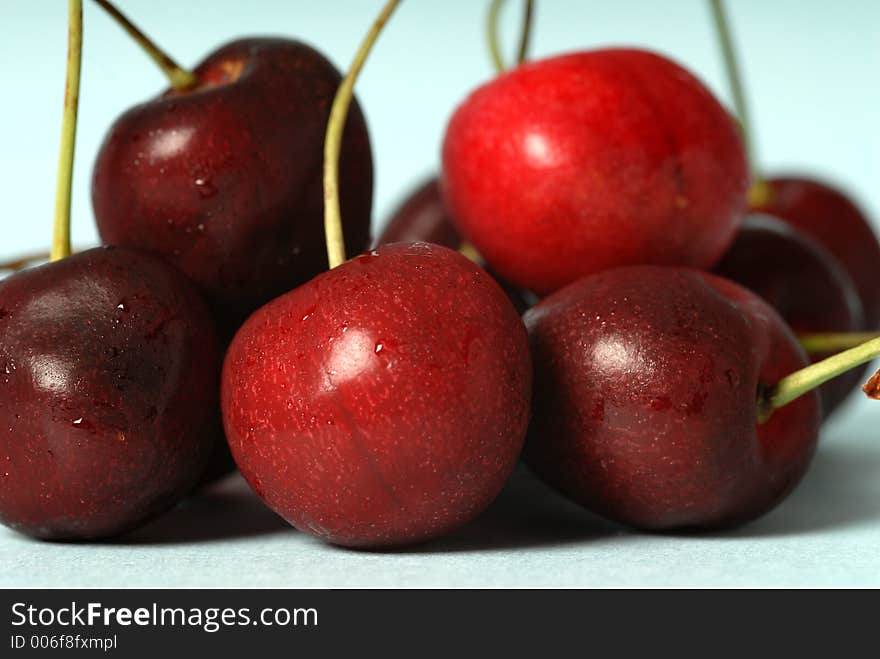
1,0,878,549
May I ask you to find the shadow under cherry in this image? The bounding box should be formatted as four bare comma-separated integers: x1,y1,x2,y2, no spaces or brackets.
371,466,621,555
114,433,879,550
724,437,880,538
115,475,291,546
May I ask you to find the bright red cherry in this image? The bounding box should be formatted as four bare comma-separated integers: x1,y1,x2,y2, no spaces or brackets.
751,176,880,330
221,242,532,548
523,266,820,529
714,214,864,416
442,48,748,295
93,38,373,328
0,247,221,539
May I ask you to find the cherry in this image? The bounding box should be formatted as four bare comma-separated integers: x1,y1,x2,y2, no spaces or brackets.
0,4,221,539
91,3,373,328
441,48,748,295
378,177,532,314
750,177,880,330
0,248,221,539
350,0,537,255
713,214,864,416
221,0,532,548
523,266,820,529
222,242,531,548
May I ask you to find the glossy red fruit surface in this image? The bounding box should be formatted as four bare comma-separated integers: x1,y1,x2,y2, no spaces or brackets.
442,49,748,294
714,214,864,417
93,38,373,326
222,242,532,548
0,247,221,539
523,266,820,530
752,177,880,329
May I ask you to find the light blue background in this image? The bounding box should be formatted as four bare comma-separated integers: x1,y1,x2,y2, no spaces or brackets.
1,0,878,587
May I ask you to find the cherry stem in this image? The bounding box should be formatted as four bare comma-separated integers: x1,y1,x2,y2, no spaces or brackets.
487,0,505,73
324,0,401,269
761,336,880,420
799,332,880,355
0,248,89,273
708,0,762,191
458,243,481,263
93,0,196,90
51,0,83,262
0,251,51,272
517,0,534,66
487,0,535,74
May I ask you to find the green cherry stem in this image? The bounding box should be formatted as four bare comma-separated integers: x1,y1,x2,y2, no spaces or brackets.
708,0,769,202
487,0,535,74
93,0,196,90
324,0,402,269
799,332,880,355
51,0,83,262
487,0,506,73
0,248,90,272
516,0,535,67
0,251,51,272
760,336,880,421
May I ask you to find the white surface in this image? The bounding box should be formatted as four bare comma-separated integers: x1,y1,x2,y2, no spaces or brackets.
0,0,878,252
1,398,877,589
1,1,878,588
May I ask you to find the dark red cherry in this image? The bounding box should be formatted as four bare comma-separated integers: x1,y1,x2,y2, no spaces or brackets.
523,266,820,530
751,177,880,330
221,242,532,548
0,247,221,539
93,38,373,327
379,178,462,248
714,214,864,416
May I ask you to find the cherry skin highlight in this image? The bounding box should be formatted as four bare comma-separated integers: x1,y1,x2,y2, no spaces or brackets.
442,49,748,295
92,38,373,329
221,242,532,548
523,266,820,530
752,176,880,330
714,214,864,417
0,247,221,540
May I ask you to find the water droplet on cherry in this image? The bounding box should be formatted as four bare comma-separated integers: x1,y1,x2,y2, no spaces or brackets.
194,177,217,198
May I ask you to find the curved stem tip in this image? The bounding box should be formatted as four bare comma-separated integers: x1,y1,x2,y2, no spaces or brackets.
487,0,535,74
799,332,880,355
323,0,402,269
708,0,761,184
93,0,196,90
